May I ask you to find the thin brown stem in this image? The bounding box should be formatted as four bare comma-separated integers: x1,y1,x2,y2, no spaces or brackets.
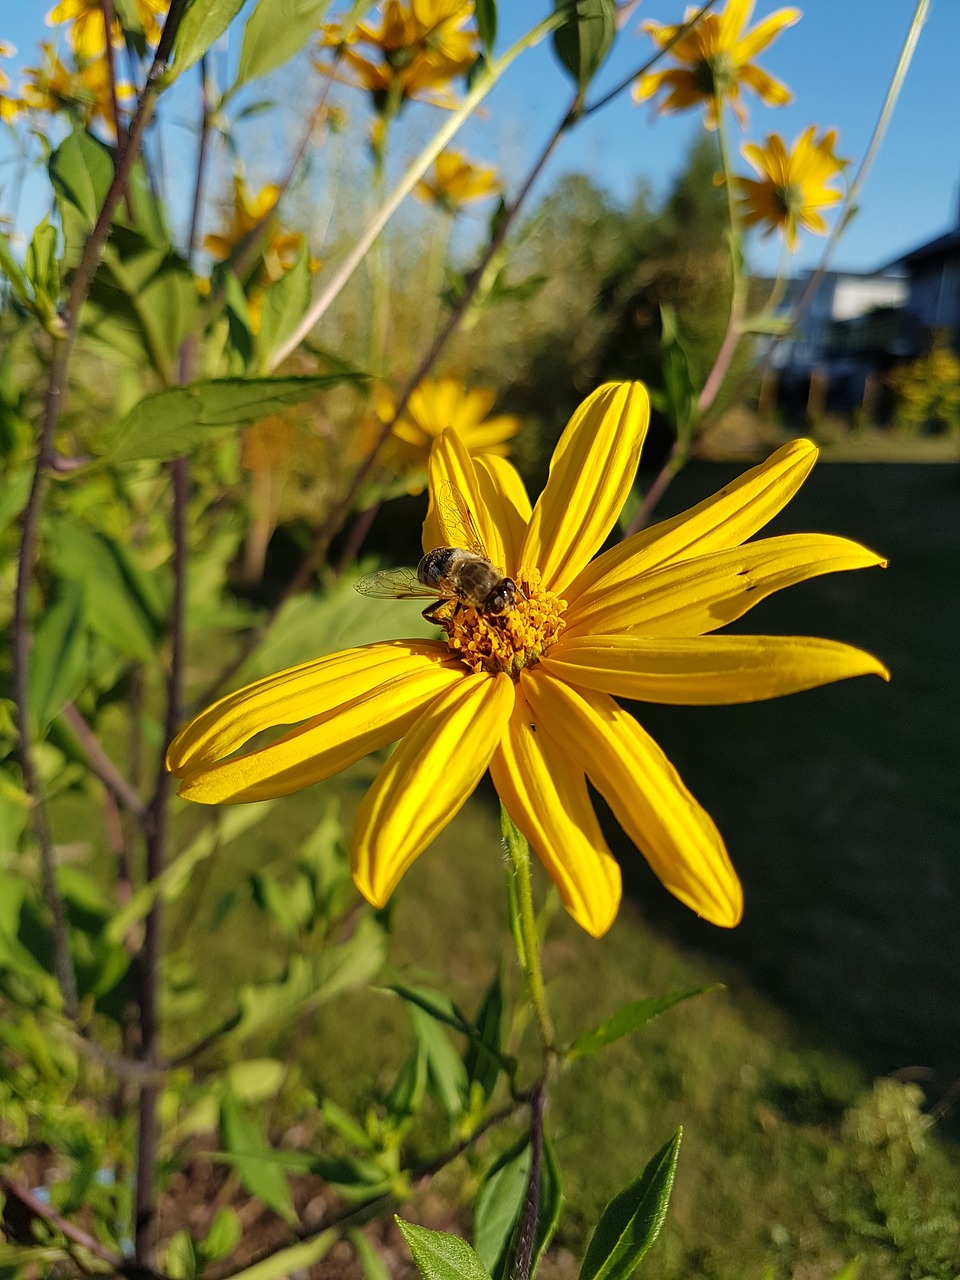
10,0,190,1024
513,1083,546,1280
61,702,147,820
187,56,211,261
1,1178,126,1271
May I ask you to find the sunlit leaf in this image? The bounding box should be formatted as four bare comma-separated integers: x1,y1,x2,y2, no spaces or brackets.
225,1233,336,1280
108,374,362,462
578,1129,682,1280
238,0,333,84
220,1089,296,1222
168,0,246,83
475,0,497,54
566,987,719,1059
256,245,311,370
396,1220,492,1280
27,583,87,732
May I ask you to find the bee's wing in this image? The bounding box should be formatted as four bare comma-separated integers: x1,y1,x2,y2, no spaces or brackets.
437,481,487,557
354,567,438,600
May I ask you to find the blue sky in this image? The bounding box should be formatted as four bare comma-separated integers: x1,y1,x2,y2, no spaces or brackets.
2,1,956,275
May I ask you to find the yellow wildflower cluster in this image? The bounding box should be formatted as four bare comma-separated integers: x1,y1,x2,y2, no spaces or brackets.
415,150,501,213
20,41,131,133
635,0,846,252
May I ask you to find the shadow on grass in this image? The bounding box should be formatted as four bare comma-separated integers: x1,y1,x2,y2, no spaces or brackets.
608,459,960,1103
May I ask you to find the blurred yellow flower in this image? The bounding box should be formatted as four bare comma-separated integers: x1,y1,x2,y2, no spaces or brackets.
46,0,168,57
0,40,20,123
21,42,131,133
738,126,846,251
385,376,519,468
168,382,888,939
317,0,478,111
634,0,801,129
204,177,306,282
415,150,501,212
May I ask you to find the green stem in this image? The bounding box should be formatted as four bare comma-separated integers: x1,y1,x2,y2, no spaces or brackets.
501,805,554,1052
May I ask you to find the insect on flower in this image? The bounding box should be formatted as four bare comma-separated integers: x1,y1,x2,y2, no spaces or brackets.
355,483,518,621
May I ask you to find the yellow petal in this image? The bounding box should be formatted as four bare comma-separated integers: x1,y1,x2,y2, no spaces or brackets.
540,632,890,705
168,640,451,775
351,672,514,907
489,687,621,938
734,6,802,61
520,382,650,594
566,437,817,603
474,453,532,578
564,533,886,638
177,658,466,804
522,670,742,927
424,428,510,572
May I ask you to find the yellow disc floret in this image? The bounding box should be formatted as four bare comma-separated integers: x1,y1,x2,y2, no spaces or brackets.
436,569,566,678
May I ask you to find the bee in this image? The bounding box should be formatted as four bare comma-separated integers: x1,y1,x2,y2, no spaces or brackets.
355,483,517,621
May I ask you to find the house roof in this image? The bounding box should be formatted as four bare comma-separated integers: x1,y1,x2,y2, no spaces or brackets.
889,225,960,269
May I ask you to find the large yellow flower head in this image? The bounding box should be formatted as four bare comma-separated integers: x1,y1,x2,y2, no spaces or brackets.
168,383,888,939
318,0,478,112
634,0,801,129
737,126,846,251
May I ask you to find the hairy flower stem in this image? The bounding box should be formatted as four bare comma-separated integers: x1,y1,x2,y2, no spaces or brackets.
501,806,555,1053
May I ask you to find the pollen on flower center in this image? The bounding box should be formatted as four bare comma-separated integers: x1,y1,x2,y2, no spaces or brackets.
435,569,566,678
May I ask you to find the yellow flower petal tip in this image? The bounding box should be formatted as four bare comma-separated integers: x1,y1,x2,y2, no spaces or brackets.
170,385,886,936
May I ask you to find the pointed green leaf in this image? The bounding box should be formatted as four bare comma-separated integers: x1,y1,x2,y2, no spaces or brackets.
396,1220,492,1280
256,245,311,369
578,1129,682,1280
0,232,32,307
220,1090,296,1223
475,0,497,54
409,1002,468,1118
168,0,247,83
464,970,506,1099
350,1229,392,1280
201,1207,242,1262
473,1138,530,1276
107,373,362,462
224,1232,335,1280
567,987,719,1060
238,0,333,85
552,0,616,91
27,583,88,732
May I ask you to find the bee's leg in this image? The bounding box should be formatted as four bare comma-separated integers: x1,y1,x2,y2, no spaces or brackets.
422,599,446,622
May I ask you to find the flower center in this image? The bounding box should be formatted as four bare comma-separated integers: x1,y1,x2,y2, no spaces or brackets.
697,51,733,97
776,181,804,217
434,569,566,678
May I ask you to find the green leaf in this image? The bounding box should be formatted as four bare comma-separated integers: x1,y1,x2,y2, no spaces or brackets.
409,1002,468,1118
96,236,197,380
256,244,311,369
108,374,361,462
27,583,87,732
220,1089,296,1223
25,216,61,321
0,231,32,307
165,1229,199,1280
238,0,332,85
225,1232,336,1280
578,1129,682,1280
168,0,247,83
49,129,113,265
474,0,497,54
49,521,160,663
566,987,719,1060
473,1138,530,1275
226,1058,286,1103
350,1228,392,1280
201,1208,242,1262
464,970,506,1100
552,0,616,92
396,1220,492,1280
385,1046,428,1122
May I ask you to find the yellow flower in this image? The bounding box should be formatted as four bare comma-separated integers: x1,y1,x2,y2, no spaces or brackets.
317,0,478,111
415,150,501,212
204,177,305,281
0,40,20,123
168,383,888,939
738,126,846,251
634,0,801,129
46,0,168,57
385,377,519,467
21,42,131,133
